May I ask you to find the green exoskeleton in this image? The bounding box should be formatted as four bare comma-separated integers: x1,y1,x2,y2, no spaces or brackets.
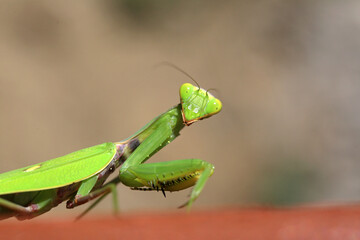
0,83,222,220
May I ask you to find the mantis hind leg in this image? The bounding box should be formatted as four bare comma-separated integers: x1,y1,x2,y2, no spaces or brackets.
0,197,32,218
0,190,56,220
119,159,214,210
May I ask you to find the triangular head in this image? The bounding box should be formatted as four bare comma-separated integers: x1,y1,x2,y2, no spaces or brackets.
179,83,222,126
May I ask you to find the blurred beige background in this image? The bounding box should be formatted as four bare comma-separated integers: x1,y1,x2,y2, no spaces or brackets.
0,0,360,217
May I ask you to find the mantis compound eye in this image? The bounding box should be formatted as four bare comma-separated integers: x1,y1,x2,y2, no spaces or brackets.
179,83,195,102
205,98,222,116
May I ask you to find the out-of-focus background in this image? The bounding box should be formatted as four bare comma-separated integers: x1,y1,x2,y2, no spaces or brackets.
0,0,359,218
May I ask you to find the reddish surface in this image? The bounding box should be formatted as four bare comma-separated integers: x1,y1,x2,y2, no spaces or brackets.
0,206,360,240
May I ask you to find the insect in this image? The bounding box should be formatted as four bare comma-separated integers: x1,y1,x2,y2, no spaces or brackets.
0,82,222,220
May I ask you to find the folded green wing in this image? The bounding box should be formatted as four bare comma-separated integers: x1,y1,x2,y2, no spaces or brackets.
0,142,116,195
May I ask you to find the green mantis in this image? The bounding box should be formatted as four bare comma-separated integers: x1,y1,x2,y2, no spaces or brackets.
0,82,222,220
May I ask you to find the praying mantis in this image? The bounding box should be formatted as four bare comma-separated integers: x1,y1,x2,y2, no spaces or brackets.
0,82,222,220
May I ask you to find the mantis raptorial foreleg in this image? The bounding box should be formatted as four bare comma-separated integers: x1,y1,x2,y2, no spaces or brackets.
125,159,214,209
117,108,214,210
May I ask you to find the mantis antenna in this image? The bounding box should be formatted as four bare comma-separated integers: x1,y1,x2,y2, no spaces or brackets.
156,62,221,98
155,62,201,89
205,88,221,98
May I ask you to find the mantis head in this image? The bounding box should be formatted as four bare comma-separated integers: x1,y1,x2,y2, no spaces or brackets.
179,83,222,126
